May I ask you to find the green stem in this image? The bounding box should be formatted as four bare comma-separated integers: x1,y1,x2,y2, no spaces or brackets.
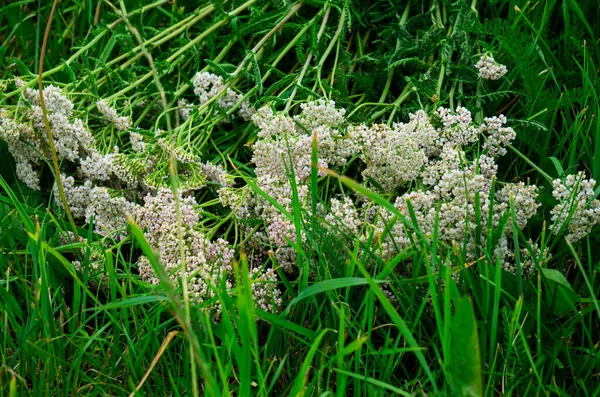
92,7,213,88
38,0,79,240
285,5,331,112
508,144,553,183
105,0,255,102
117,0,172,130
232,2,303,77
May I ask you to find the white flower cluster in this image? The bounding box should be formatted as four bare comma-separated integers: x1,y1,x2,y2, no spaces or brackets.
0,85,98,190
79,150,117,181
250,267,283,313
520,240,552,274
475,54,508,80
219,101,541,274
550,172,600,242
136,189,233,307
371,169,539,270
202,161,231,187
178,99,192,121
96,100,131,131
1,85,141,191
294,99,347,130
435,106,479,146
362,106,535,268
348,111,435,192
0,114,19,144
23,85,95,162
481,115,516,156
347,107,515,193
192,72,253,121
224,100,355,271
56,174,135,239
129,131,146,154
0,117,42,190
325,196,361,236
136,188,281,315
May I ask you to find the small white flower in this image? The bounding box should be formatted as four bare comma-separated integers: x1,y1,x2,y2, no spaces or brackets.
96,100,130,131
475,54,508,80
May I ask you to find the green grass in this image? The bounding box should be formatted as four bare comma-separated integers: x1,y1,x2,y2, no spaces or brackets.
1,0,600,396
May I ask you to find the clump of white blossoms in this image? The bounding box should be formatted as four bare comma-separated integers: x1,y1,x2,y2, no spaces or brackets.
202,162,232,187
325,196,361,236
475,54,508,80
78,149,118,182
348,110,436,192
219,99,356,271
55,174,135,239
520,240,553,274
96,100,131,131
23,85,96,161
178,98,193,121
550,172,600,242
0,85,98,190
136,189,281,315
0,84,140,192
193,71,254,121
0,113,42,190
129,130,146,154
0,113,20,144
220,100,543,274
353,107,535,271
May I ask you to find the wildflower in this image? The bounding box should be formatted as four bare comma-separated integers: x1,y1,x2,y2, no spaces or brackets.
192,71,253,121
475,54,508,80
325,196,361,235
136,189,238,315
178,98,193,121
250,267,283,313
0,115,20,144
96,100,131,131
518,240,552,274
481,114,516,156
550,172,600,242
79,151,117,181
293,99,346,129
55,175,135,239
202,162,231,187
129,130,146,154
435,106,479,146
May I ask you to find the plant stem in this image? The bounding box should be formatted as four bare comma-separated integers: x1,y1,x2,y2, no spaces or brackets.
38,0,79,241
117,0,172,131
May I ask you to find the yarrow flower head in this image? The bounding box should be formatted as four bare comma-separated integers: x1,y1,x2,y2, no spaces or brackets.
0,84,100,190
475,54,508,80
0,114,20,144
192,71,254,121
217,101,542,274
96,100,131,131
550,172,600,242
55,174,135,239
135,189,281,317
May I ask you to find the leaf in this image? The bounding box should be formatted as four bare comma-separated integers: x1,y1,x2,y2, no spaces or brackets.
332,368,411,396
540,268,580,316
0,175,35,233
446,296,483,397
548,157,564,177
90,295,169,311
288,328,330,397
283,277,384,315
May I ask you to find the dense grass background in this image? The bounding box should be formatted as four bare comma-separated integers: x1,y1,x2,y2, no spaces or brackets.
1,0,599,395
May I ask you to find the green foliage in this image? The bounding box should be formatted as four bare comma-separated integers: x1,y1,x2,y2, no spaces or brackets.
1,0,600,396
